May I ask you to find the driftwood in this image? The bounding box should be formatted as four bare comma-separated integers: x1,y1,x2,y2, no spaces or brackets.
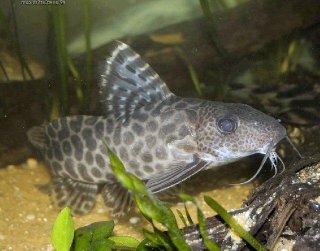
182,153,320,250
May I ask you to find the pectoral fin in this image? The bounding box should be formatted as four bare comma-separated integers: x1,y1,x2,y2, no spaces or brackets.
146,156,208,193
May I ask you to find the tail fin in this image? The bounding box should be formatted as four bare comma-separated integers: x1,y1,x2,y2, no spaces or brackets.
99,41,173,122
27,125,47,151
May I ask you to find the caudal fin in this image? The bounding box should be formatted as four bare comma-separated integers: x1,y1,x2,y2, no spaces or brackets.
99,41,173,122
27,125,47,151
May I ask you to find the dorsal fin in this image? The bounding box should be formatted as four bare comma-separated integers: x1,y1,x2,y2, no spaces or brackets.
99,41,173,122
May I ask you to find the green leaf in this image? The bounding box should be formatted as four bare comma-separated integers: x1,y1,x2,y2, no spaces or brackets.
184,204,194,225
197,207,220,251
74,221,115,251
204,196,267,251
51,207,74,251
90,238,114,251
107,147,191,250
176,209,188,227
179,193,196,203
108,236,140,250
136,238,158,251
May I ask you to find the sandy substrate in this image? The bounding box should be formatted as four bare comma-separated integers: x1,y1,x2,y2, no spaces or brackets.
0,159,252,250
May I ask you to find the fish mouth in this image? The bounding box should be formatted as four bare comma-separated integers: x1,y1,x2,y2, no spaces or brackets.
234,141,283,185
234,135,302,185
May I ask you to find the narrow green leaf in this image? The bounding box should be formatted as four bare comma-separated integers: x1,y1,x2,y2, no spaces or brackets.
136,238,158,251
179,193,196,203
108,236,140,250
107,146,191,250
176,209,188,227
184,204,194,225
175,47,203,97
51,207,74,251
142,229,162,246
197,207,220,251
204,196,267,251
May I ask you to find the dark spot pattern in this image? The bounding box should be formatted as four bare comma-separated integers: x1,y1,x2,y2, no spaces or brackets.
65,158,79,179
91,167,102,178
166,135,178,144
70,117,83,133
52,161,62,172
82,128,97,151
160,110,174,122
141,152,153,163
123,131,134,145
178,125,190,137
175,102,187,109
62,141,72,156
78,163,94,182
160,123,176,136
145,135,156,148
143,165,154,173
146,120,158,131
129,160,139,169
132,112,148,122
53,141,63,161
134,170,143,177
113,128,121,145
95,154,105,168
131,141,144,155
119,147,129,162
95,121,104,138
185,109,197,124
71,135,83,161
58,128,69,140
82,128,92,139
85,151,93,165
155,146,168,160
132,123,144,136
47,126,56,138
84,116,98,125
106,121,114,134
105,173,115,180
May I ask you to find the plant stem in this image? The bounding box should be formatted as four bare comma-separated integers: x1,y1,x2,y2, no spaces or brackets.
52,5,69,115
83,0,92,110
9,1,34,81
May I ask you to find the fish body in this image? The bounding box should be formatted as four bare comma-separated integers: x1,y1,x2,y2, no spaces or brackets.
28,42,287,216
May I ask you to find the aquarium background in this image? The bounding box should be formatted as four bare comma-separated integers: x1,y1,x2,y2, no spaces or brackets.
0,0,319,250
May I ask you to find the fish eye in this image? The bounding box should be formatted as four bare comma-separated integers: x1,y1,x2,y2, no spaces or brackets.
217,117,237,133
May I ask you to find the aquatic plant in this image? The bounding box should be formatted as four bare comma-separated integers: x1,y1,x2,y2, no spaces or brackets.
0,3,34,81
50,147,267,251
50,0,93,118
82,0,92,109
175,47,203,97
51,207,139,251
107,148,266,250
50,5,70,116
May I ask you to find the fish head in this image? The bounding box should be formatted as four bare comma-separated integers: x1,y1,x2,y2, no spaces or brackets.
197,102,286,162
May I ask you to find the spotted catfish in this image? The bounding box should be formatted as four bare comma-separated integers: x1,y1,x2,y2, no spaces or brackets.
28,41,289,216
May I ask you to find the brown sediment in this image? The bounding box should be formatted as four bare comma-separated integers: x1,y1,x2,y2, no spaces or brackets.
0,159,252,250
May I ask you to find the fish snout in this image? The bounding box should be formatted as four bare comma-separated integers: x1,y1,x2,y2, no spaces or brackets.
272,121,287,145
